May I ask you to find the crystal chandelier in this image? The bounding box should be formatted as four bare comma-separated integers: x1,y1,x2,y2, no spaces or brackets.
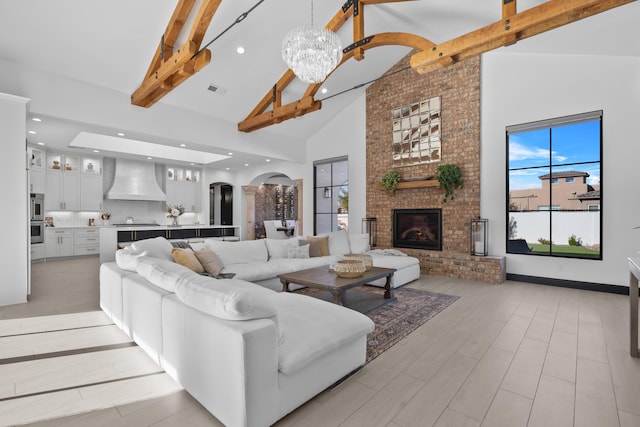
281,1,342,84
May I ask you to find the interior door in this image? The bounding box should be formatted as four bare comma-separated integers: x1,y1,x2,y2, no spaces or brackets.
221,184,233,225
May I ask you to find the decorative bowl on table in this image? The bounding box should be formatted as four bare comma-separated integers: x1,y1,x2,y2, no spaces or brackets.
333,259,366,278
341,253,373,271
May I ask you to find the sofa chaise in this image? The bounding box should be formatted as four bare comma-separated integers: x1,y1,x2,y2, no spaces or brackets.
99,231,420,426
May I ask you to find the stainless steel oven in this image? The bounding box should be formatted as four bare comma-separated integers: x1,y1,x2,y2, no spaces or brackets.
30,221,44,244
30,193,44,221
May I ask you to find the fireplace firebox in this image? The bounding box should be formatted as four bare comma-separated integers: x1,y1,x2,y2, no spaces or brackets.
393,208,442,251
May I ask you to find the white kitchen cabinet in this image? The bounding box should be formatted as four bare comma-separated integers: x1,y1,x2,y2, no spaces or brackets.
30,243,44,261
28,146,45,193
29,169,44,193
166,166,201,212
80,174,103,211
74,227,100,256
45,152,80,211
45,228,74,258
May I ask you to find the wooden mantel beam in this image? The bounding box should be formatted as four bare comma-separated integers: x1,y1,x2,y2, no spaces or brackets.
410,0,636,74
132,0,222,108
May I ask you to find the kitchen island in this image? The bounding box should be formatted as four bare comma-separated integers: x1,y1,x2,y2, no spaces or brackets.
99,224,240,262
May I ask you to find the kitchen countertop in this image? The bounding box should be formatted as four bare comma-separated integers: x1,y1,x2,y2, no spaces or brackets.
101,224,238,231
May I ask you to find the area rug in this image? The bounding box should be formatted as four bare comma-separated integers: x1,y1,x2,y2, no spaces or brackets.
294,286,460,363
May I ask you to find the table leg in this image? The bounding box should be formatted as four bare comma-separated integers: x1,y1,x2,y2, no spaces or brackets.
281,279,291,293
384,273,394,300
631,272,639,358
331,290,344,305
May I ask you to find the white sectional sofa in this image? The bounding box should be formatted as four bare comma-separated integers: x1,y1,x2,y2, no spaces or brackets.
192,230,420,290
99,230,420,427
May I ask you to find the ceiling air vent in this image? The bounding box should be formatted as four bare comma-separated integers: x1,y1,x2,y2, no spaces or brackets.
207,83,226,95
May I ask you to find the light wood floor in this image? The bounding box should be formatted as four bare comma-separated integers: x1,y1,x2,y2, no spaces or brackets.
0,257,639,426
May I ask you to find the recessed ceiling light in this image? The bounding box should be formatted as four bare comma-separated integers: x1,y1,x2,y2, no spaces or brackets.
180,144,186,147
225,167,230,170
37,142,45,146
117,132,125,137
31,117,42,122
190,163,195,166
228,152,233,156
236,46,245,54
321,88,328,94
244,163,249,167
28,130,37,134
146,157,153,160
93,149,100,153
266,159,271,162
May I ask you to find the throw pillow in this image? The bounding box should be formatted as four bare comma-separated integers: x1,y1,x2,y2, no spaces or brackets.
170,240,191,249
298,239,322,257
194,247,225,276
287,243,310,259
171,247,205,273
306,235,329,256
131,236,174,261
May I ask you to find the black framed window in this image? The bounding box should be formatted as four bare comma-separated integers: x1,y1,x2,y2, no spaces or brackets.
507,111,602,259
314,157,348,234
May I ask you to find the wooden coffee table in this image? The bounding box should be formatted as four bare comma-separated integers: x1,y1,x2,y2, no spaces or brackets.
278,265,396,313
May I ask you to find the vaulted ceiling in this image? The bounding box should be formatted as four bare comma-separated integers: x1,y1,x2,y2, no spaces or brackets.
0,0,638,169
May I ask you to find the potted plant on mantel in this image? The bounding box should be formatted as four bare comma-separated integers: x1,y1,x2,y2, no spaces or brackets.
379,171,401,195
435,163,463,203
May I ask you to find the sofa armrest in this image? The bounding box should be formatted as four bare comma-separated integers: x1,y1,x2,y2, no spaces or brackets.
161,295,280,427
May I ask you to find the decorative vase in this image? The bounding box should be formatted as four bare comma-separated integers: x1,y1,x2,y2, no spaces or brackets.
171,216,179,226
342,253,373,271
333,259,367,278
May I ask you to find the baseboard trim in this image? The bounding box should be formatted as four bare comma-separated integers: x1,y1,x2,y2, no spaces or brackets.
506,274,629,295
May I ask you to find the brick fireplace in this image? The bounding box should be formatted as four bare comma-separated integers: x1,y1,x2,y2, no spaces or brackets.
366,53,505,283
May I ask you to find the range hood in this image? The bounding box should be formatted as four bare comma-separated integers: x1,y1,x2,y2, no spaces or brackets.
105,158,166,201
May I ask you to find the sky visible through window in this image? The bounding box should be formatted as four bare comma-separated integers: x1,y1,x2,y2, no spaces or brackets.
508,120,600,190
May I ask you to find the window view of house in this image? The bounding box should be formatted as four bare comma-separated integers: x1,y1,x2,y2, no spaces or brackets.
507,111,602,259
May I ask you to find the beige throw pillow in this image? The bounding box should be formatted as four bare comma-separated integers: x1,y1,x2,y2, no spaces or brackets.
172,247,205,273
194,247,225,276
307,235,330,256
298,239,322,257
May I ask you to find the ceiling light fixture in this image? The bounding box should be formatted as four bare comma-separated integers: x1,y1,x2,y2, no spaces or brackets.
244,163,249,167
321,87,328,94
117,132,125,137
93,150,100,153
31,117,42,122
281,0,342,84
228,152,233,156
236,46,245,54
28,130,37,134
37,142,45,146
147,157,153,160
266,159,271,162
180,143,186,147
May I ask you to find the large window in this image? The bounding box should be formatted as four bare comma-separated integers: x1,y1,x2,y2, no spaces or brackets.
314,157,348,234
507,111,602,259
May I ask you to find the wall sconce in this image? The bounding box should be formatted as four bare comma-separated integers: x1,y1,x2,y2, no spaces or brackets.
324,187,332,198
362,217,378,248
470,217,488,256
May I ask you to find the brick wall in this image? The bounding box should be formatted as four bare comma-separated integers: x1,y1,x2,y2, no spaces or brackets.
366,54,504,283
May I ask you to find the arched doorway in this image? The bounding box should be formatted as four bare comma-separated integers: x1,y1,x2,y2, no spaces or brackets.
244,173,301,239
210,182,233,226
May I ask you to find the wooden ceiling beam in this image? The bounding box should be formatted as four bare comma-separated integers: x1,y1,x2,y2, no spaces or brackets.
238,32,433,132
410,0,636,74
238,97,322,133
239,0,416,131
132,0,222,108
133,49,211,109
143,0,196,80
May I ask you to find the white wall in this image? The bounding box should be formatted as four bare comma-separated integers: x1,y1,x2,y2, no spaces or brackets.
0,93,29,306
305,94,367,236
481,52,640,287
226,93,367,239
